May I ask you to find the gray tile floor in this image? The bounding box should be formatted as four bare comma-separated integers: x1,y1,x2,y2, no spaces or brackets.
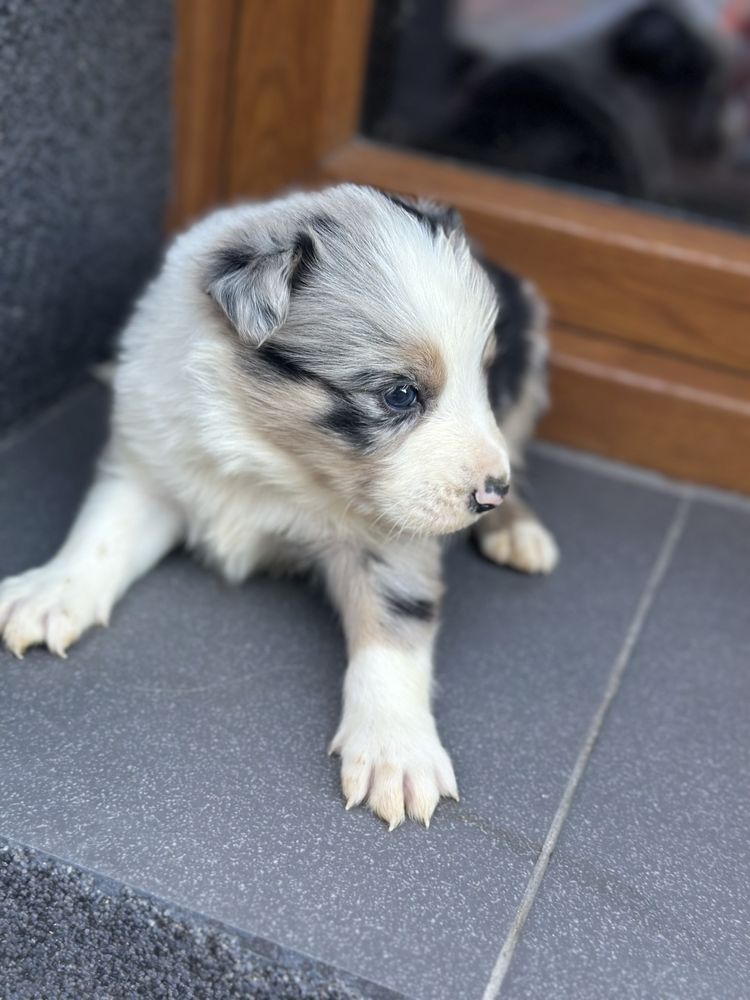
1,384,748,1000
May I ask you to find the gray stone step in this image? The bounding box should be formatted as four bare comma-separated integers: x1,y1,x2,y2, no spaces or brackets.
1,384,748,999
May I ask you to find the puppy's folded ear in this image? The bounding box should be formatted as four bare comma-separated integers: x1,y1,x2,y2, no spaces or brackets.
205,234,315,346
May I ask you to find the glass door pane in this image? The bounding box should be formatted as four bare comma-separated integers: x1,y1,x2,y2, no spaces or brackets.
363,0,750,230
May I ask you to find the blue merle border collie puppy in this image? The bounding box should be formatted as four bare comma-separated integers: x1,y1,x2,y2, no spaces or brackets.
0,185,558,829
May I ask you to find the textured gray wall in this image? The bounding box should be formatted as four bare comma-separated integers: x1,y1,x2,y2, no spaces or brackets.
0,0,172,430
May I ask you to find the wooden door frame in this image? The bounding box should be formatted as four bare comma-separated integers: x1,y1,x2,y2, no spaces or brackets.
171,0,750,494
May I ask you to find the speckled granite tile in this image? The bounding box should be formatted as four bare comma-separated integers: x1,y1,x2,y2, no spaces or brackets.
0,385,678,999
502,501,750,1000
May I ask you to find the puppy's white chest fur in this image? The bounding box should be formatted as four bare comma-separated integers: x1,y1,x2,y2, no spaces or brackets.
181,469,332,582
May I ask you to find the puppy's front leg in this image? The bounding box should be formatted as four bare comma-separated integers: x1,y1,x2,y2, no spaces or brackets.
325,541,457,830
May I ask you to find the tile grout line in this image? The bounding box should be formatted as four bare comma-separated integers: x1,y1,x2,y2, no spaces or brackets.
480,494,692,1000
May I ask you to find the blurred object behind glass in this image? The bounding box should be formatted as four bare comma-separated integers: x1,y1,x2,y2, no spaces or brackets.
363,0,750,229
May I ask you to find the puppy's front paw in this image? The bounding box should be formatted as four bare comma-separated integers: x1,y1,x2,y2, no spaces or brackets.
0,567,107,659
329,709,458,830
478,518,559,575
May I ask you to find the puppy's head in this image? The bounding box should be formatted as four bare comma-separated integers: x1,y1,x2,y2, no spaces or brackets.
204,184,510,536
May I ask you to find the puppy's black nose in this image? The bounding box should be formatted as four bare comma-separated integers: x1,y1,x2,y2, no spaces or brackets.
470,477,510,513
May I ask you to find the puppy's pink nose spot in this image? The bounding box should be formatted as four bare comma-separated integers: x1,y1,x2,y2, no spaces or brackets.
474,488,503,508
471,477,510,513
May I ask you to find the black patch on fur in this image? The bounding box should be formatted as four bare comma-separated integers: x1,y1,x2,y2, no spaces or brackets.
482,261,534,411
319,391,418,449
257,345,408,452
257,342,317,383
382,192,462,237
208,245,253,281
311,214,343,241
383,589,436,623
257,344,357,411
319,399,374,450
384,194,439,235
290,232,318,292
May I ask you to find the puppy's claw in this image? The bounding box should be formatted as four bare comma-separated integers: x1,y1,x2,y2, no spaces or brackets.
405,770,441,828
5,641,25,661
438,769,460,803
340,755,371,813
46,612,78,660
4,625,35,660
344,790,366,811
48,640,70,660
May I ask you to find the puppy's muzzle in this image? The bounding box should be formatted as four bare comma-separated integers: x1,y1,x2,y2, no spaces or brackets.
470,476,510,514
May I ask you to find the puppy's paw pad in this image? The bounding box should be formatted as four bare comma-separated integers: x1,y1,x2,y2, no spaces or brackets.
0,568,104,658
480,519,559,575
332,713,458,830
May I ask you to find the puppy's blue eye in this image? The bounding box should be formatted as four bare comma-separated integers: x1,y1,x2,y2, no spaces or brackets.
383,383,419,411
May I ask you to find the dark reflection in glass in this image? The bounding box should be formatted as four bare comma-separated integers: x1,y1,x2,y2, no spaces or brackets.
363,0,750,228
